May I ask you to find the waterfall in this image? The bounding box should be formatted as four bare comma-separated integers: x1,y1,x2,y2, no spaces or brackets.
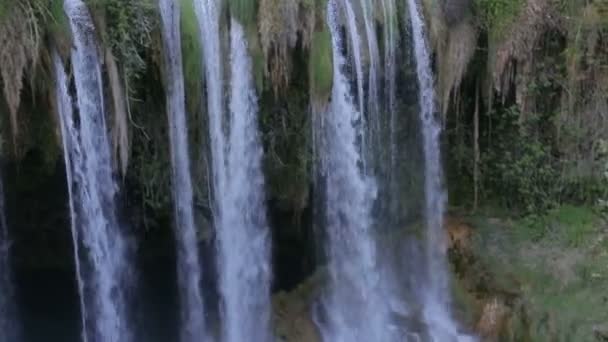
381,0,398,167
57,1,133,340
194,0,226,205
212,20,272,342
53,53,88,341
193,2,272,340
158,0,207,341
406,0,471,339
342,0,366,154
0,171,18,342
316,1,394,340
340,0,381,167
359,0,381,153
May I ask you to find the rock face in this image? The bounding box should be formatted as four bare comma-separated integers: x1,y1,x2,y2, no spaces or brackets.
442,0,472,26
273,273,323,342
476,297,509,340
446,216,473,251
446,216,521,340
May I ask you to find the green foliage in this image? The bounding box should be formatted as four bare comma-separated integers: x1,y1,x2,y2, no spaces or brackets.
259,48,311,214
86,0,156,81
473,0,524,38
483,107,560,214
518,205,598,246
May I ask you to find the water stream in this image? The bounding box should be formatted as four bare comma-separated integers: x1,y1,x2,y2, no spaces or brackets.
215,19,272,342
316,1,394,340
57,1,133,339
158,0,207,340
406,0,472,339
193,3,272,340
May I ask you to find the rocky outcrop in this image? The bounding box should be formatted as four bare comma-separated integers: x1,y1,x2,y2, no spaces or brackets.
447,216,523,341
273,272,323,342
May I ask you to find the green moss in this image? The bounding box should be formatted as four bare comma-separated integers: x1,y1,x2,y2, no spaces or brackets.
49,0,68,31
86,0,156,81
227,0,257,27
180,0,203,114
309,29,332,103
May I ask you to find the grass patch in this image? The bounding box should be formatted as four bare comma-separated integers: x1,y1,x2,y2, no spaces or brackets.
465,205,608,340
515,205,599,247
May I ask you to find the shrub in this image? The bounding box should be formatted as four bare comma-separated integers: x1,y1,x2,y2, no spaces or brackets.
483,106,560,214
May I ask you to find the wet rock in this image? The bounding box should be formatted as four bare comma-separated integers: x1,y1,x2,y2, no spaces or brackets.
273,272,323,342
446,216,473,251
595,324,608,341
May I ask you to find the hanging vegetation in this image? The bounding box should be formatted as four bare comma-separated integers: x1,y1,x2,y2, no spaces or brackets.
0,0,46,146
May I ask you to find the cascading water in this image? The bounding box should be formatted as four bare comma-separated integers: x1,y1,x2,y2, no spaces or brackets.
53,52,88,341
315,1,394,340
193,2,272,340
57,1,132,340
406,0,471,339
213,20,272,342
340,0,381,167
342,0,365,127
0,171,18,342
359,0,381,150
193,0,226,203
158,0,207,341
381,0,398,165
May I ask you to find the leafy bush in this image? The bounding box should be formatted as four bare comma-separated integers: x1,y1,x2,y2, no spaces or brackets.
86,0,156,81
473,0,524,38
483,107,560,214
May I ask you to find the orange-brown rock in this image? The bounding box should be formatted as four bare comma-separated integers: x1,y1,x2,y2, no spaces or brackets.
445,216,473,251
476,297,509,341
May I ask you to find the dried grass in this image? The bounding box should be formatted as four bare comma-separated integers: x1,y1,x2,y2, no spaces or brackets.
0,1,42,145
106,50,130,177
490,0,560,102
258,0,315,94
438,20,478,116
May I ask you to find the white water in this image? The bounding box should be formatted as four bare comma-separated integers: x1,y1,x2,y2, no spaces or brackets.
341,0,381,167
342,0,365,128
158,0,207,341
381,0,398,165
59,1,132,340
53,52,88,341
212,20,272,342
193,2,272,340
0,171,18,342
406,0,472,340
359,0,381,148
317,1,394,340
194,0,226,207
